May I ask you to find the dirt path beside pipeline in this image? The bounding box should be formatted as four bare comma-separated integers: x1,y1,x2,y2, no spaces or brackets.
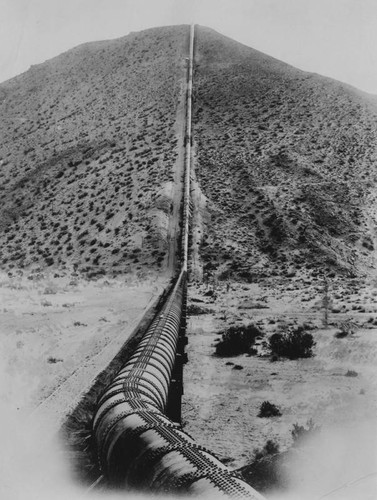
0,269,166,435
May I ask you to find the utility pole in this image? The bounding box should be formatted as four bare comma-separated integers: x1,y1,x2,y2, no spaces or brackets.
323,279,329,328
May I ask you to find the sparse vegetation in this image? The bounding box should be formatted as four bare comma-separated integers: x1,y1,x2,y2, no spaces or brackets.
258,401,282,418
47,356,63,364
268,325,315,359
215,323,263,356
335,318,357,338
252,439,280,459
291,418,320,446
238,439,283,493
0,26,184,274
187,304,214,315
238,420,321,492
194,27,377,279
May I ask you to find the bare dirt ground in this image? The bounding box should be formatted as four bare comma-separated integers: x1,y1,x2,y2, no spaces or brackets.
182,276,377,498
0,268,166,435
0,267,170,499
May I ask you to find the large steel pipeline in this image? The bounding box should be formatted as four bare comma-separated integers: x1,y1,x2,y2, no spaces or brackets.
92,24,265,499
181,23,194,272
93,269,263,498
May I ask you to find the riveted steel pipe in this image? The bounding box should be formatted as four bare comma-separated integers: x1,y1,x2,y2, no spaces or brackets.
92,24,265,499
93,269,263,498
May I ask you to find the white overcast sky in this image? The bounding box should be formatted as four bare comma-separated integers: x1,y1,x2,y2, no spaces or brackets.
1,0,377,93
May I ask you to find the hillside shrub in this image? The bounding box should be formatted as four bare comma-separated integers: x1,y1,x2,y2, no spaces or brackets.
268,325,315,359
47,356,63,364
215,323,263,356
335,319,357,338
258,401,282,418
187,304,214,315
239,418,320,492
253,440,280,460
291,419,319,446
238,439,282,492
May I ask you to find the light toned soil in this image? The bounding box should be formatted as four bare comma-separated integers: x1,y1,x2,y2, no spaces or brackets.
182,277,377,497
0,268,166,435
0,268,168,499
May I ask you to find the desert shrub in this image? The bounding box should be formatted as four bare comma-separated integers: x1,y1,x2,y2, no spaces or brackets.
238,270,255,283
291,419,319,446
47,356,63,363
258,401,282,418
302,321,316,330
215,323,263,356
238,439,282,492
268,325,315,359
187,304,213,315
240,418,321,492
335,319,357,338
253,440,280,460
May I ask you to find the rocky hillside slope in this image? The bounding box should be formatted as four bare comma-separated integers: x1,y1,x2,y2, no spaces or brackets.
0,26,188,277
2,25,377,281
192,26,377,281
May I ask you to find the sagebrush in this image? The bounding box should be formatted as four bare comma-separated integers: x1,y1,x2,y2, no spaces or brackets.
215,323,263,356
268,325,315,359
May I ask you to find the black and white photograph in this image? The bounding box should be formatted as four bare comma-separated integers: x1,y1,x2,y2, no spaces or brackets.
1,1,377,499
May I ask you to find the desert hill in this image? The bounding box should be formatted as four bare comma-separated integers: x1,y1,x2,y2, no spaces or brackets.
0,25,189,277
192,26,377,281
1,25,377,282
